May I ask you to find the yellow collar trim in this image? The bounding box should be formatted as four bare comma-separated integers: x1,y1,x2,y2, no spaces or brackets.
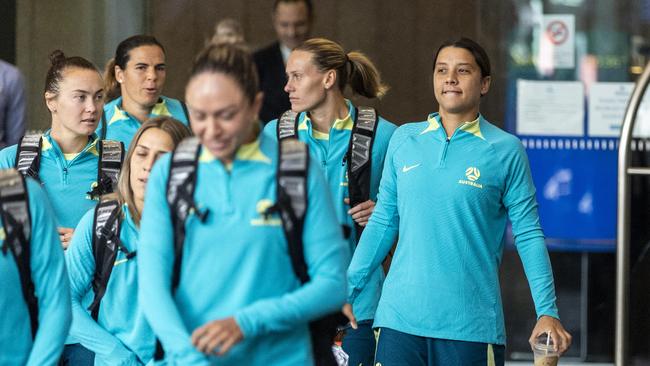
236,139,271,163
300,109,354,136
459,117,484,140
42,135,99,156
108,105,128,125
41,137,53,151
198,139,271,165
109,99,171,125
87,138,100,156
63,153,80,161
151,99,172,117
312,129,329,140
421,114,441,135
331,112,353,131
198,148,214,163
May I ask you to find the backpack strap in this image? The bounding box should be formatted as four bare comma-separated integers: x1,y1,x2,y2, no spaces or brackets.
154,136,204,361
274,138,309,283
277,109,300,140
180,100,191,128
0,169,38,338
166,136,205,291
100,114,107,140
15,133,43,180
88,140,125,200
345,106,378,242
272,139,346,365
87,199,128,320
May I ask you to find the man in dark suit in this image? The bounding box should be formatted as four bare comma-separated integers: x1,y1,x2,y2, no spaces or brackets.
254,0,313,123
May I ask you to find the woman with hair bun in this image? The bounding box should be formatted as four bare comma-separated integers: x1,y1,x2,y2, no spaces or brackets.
138,42,348,365
263,37,396,366
0,49,108,364
100,35,190,149
0,50,106,249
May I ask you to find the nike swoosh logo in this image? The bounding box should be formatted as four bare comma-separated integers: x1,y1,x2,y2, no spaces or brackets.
402,163,421,173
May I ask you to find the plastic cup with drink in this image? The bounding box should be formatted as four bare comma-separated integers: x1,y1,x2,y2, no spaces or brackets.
532,332,559,366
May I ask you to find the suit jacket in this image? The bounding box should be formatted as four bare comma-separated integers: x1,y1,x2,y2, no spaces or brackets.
254,42,291,124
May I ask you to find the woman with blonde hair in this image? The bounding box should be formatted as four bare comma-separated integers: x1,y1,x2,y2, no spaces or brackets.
65,117,191,365
263,37,396,365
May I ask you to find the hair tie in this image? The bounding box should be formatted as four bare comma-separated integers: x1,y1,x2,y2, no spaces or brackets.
345,54,353,76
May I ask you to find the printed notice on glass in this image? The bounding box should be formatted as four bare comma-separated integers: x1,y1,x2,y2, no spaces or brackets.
538,14,575,69
517,79,584,136
588,82,633,137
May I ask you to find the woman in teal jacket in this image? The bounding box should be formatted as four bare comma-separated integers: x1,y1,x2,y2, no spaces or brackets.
346,37,572,366
0,50,105,249
65,117,191,365
99,35,189,149
263,37,396,366
0,171,71,365
138,42,348,365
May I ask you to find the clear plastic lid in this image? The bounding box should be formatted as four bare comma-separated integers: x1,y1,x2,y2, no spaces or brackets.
532,333,558,354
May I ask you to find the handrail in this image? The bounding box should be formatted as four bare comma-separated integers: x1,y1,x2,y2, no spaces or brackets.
616,60,650,366
627,167,650,175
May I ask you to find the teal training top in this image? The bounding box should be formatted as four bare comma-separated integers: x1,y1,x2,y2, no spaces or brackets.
0,177,71,365
138,133,349,365
66,204,154,365
347,113,559,345
99,96,189,150
0,131,100,229
263,100,397,322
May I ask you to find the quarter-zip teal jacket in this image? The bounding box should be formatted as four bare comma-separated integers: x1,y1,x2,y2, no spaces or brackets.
347,113,559,345
263,100,396,322
98,96,189,150
67,204,154,365
0,130,100,229
138,133,349,365
0,176,71,365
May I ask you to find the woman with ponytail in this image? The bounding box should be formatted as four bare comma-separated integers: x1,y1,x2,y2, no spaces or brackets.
138,42,348,365
100,35,190,149
263,37,396,366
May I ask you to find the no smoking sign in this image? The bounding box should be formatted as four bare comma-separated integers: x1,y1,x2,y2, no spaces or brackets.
546,20,569,45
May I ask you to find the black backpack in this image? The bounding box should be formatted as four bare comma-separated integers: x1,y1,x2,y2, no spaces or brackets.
15,133,124,200
86,199,136,320
277,106,379,242
154,136,204,360
0,169,38,339
154,137,345,365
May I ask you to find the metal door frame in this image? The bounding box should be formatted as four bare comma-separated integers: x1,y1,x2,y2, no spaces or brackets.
616,60,650,366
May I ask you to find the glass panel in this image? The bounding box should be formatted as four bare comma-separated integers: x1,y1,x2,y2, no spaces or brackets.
499,0,650,363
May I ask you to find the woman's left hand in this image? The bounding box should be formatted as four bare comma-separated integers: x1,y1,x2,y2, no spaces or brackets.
191,317,243,356
529,315,572,355
345,199,375,226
